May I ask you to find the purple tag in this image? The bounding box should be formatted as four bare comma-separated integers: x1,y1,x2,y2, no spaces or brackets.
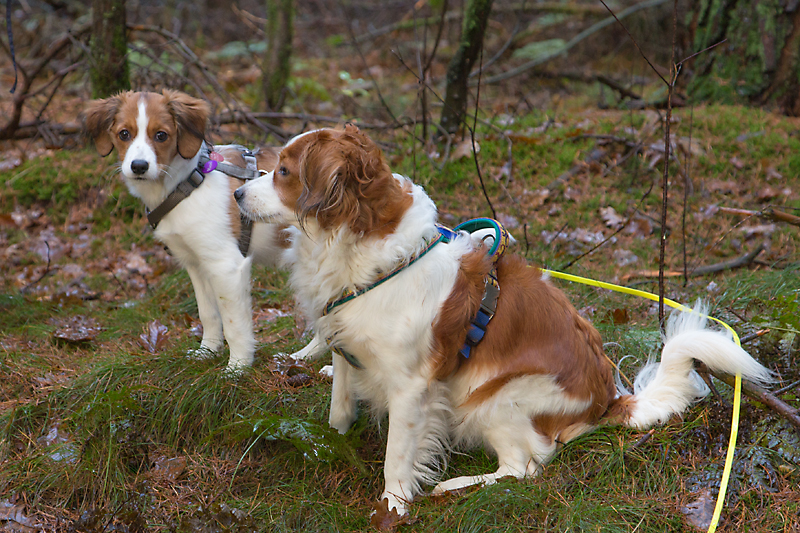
201,159,218,173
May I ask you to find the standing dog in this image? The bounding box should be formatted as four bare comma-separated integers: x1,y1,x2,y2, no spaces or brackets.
85,90,322,372
235,125,773,515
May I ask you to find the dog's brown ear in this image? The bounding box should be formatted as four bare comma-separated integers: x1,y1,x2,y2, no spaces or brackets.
163,89,209,159
84,97,121,157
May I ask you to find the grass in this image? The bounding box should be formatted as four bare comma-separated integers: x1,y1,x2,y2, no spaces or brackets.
1,102,799,532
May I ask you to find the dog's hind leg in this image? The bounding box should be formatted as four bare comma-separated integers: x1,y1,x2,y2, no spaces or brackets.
185,265,224,357
432,421,554,494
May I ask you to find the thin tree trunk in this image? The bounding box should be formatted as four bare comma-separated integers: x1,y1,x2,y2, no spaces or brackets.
90,0,130,98
439,0,493,135
263,0,294,116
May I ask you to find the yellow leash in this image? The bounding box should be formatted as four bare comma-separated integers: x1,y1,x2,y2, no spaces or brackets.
541,269,741,533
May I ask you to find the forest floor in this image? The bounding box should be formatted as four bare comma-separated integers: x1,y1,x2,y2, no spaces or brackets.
1,2,800,531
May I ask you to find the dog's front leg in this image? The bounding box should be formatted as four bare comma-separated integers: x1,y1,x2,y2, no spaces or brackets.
185,265,224,356
329,352,357,434
380,377,431,516
290,333,327,362
206,256,256,373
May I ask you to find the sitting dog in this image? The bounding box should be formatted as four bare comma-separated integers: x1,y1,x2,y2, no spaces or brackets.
234,125,773,515
85,90,323,372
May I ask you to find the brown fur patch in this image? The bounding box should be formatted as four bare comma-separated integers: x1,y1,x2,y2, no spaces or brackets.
429,248,493,381
85,90,209,166
603,395,638,425
458,255,616,429
274,126,413,237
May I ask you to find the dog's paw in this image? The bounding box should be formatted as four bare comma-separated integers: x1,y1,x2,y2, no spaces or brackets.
319,365,334,378
222,360,251,377
186,346,217,360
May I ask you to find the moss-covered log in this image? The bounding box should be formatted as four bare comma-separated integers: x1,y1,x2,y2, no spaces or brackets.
89,0,130,99
686,0,800,115
439,0,494,135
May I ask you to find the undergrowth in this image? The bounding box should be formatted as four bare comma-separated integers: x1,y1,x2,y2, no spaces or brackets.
1,103,799,532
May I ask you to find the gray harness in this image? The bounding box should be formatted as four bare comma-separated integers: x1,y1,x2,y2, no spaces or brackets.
146,145,261,256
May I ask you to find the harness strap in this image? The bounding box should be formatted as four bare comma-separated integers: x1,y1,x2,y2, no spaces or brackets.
198,145,261,180
238,216,254,257
146,168,205,229
323,230,446,316
324,218,509,369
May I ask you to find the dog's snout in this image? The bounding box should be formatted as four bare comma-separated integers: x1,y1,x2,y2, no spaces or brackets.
130,159,149,175
234,187,245,203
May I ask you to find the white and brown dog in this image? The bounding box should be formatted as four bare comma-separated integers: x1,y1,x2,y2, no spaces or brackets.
235,125,773,515
85,90,323,372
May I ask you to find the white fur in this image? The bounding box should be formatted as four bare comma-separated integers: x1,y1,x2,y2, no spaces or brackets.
624,303,774,428
235,132,774,515
117,97,324,372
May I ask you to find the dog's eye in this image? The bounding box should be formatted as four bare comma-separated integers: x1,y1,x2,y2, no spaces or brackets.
118,129,131,141
154,131,168,143
278,166,288,176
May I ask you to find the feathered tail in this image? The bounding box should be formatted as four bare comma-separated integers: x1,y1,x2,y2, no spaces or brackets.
613,302,773,429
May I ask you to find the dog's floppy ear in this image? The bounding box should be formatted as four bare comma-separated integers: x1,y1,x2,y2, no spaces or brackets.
163,89,209,159
84,96,121,157
298,127,405,235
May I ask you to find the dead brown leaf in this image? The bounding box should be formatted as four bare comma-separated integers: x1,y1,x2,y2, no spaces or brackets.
139,320,169,353
51,315,102,343
151,455,187,482
681,489,715,530
369,498,409,531
451,139,479,161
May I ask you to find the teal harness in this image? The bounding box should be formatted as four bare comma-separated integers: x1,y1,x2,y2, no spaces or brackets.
324,218,510,369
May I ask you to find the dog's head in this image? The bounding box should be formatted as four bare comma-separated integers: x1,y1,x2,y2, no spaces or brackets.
237,125,412,237
84,90,209,182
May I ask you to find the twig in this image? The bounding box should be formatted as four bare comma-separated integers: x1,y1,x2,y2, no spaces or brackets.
527,69,643,100
21,242,53,293
619,243,767,281
656,0,679,327
545,148,607,192
470,39,497,220
128,24,288,142
739,329,770,345
338,1,401,128
701,365,800,432
774,379,800,396
720,206,800,227
479,0,671,86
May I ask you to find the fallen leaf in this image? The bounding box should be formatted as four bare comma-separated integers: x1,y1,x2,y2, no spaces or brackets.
756,186,780,201
151,455,187,482
599,206,624,229
740,224,776,239
255,307,289,324
0,499,39,530
707,180,739,194
729,156,745,169
369,498,409,531
51,316,102,343
682,490,715,530
610,308,629,325
765,166,783,180
451,139,479,161
612,249,639,267
139,320,169,353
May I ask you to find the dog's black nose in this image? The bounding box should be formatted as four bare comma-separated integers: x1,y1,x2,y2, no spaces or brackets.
130,159,149,175
234,187,244,202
